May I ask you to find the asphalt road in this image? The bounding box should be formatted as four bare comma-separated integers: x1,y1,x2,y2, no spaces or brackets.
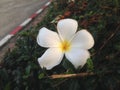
0,0,48,40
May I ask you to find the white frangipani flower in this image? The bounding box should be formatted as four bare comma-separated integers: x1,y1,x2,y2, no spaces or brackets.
37,19,94,70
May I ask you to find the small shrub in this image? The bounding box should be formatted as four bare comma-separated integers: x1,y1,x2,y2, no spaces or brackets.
0,0,120,90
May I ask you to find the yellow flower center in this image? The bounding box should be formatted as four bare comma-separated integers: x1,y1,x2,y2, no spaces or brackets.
60,40,71,52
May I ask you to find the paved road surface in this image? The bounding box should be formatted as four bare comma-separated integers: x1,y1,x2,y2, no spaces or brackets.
0,0,48,40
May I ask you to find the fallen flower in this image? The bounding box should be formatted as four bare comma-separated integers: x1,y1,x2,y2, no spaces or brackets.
37,19,94,70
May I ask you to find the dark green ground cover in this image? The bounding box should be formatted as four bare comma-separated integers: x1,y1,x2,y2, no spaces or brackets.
0,0,120,90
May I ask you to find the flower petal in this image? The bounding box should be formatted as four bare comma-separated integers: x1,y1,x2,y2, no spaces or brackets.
71,30,94,49
37,27,61,48
65,48,90,69
38,48,64,70
57,19,78,41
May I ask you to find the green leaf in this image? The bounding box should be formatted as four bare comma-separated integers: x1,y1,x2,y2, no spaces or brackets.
115,42,120,50
4,82,11,90
86,58,94,72
38,73,45,79
62,58,75,71
25,65,31,75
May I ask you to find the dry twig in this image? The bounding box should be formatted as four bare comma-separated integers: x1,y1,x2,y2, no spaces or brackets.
49,72,94,79
49,71,115,79
98,24,120,54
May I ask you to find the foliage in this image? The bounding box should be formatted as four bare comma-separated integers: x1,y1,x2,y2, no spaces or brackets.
0,0,120,90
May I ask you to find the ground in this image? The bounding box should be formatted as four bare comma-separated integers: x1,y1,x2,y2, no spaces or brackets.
0,4,49,63
0,0,48,40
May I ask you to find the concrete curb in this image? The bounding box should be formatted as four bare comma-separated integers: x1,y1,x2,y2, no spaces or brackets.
0,0,52,47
